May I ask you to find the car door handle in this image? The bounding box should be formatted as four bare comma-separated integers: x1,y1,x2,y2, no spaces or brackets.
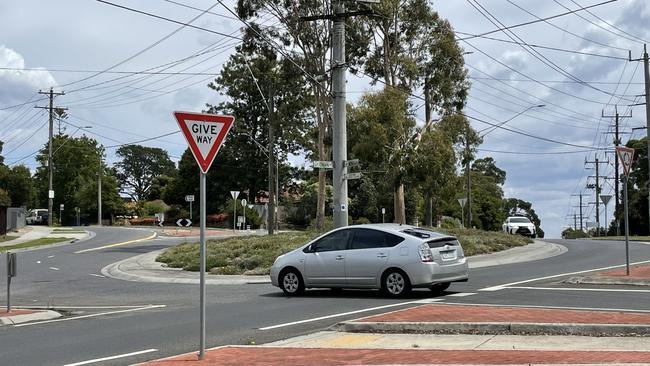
335,255,344,260
377,254,387,258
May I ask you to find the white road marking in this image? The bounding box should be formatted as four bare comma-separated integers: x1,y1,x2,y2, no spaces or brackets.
446,292,477,297
49,267,60,271
507,286,650,293
412,298,444,304
259,301,422,330
48,255,55,258
14,305,166,327
479,258,650,291
437,301,650,314
62,348,158,366
89,274,105,278
13,305,163,309
36,261,41,264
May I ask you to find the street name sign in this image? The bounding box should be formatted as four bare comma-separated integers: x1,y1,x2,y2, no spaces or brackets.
185,195,195,202
313,160,333,169
615,146,634,176
174,111,235,174
344,172,362,180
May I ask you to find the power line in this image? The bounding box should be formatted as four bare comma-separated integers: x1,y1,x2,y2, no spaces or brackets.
556,0,645,44
455,31,628,60
468,0,634,103
505,0,629,52
570,0,649,43
478,147,595,155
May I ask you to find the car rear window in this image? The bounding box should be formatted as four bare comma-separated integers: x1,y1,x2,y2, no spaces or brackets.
427,239,459,248
350,229,405,249
401,228,446,239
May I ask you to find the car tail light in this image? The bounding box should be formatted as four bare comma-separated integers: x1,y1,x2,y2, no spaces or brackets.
418,243,433,262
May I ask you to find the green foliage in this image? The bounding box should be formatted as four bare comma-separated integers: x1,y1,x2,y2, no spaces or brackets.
354,217,371,225
0,237,73,252
34,135,121,225
142,200,170,216
0,165,33,207
115,145,176,201
157,231,317,274
441,217,461,229
473,157,506,185
562,228,590,239
0,188,11,206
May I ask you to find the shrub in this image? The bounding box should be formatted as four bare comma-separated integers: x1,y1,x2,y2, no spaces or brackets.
441,216,461,229
354,217,371,225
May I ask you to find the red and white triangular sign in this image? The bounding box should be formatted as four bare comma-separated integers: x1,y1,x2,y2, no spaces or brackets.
615,146,635,176
174,111,235,173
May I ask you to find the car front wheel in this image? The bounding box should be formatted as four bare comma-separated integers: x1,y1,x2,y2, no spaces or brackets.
382,269,411,298
280,269,305,296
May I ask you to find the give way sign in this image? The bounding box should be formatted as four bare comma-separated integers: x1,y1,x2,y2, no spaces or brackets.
174,111,235,173
615,146,635,177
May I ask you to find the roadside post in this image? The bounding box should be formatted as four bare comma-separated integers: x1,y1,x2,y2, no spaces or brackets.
241,199,247,230
59,204,64,226
185,195,195,220
6,252,16,312
457,198,467,228
230,191,240,232
381,207,385,223
174,111,234,360
616,146,634,276
599,195,612,237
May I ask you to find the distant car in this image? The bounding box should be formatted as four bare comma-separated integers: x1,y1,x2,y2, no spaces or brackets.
503,216,536,238
270,224,469,298
26,209,48,225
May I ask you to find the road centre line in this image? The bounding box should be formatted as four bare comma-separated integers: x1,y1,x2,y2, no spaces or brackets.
259,300,434,330
49,267,60,271
74,232,157,253
479,259,650,291
62,348,158,366
436,301,650,314
507,286,650,293
14,305,166,327
89,273,106,278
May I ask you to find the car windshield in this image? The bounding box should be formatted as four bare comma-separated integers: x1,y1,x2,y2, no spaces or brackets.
402,228,446,239
510,217,531,223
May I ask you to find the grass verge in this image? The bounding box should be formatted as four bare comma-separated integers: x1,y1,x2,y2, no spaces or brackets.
157,227,533,276
0,236,18,243
0,237,74,252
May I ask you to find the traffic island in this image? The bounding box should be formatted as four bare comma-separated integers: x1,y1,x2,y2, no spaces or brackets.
0,309,61,325
333,303,650,336
564,263,650,286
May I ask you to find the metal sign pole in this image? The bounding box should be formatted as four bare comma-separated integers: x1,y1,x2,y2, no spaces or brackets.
624,175,630,276
199,172,206,359
6,253,11,313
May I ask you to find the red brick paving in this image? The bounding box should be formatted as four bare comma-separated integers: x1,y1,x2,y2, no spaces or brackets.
0,309,38,316
142,347,650,365
598,264,650,280
358,304,650,325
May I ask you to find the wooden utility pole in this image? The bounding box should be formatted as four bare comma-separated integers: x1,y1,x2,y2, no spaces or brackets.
36,88,66,227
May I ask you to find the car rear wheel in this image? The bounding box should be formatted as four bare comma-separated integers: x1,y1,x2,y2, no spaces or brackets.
382,269,411,298
429,282,451,293
280,269,304,296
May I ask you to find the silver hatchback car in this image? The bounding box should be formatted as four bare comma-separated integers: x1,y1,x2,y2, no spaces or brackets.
270,224,469,297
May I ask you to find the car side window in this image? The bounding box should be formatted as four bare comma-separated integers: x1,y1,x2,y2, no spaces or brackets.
350,229,404,250
311,229,350,252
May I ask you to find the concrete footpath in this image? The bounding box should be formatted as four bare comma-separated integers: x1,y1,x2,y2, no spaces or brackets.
0,225,92,249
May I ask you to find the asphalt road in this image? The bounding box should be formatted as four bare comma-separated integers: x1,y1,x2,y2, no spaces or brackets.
1,229,650,366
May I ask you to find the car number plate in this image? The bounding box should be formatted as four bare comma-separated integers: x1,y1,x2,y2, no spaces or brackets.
440,250,456,260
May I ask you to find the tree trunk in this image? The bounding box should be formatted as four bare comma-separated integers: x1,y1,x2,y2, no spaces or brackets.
424,191,432,227
393,182,406,224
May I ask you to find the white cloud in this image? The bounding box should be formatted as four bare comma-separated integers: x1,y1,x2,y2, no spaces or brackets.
0,45,57,106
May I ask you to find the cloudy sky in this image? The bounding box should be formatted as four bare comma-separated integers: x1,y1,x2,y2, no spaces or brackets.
1,0,649,238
